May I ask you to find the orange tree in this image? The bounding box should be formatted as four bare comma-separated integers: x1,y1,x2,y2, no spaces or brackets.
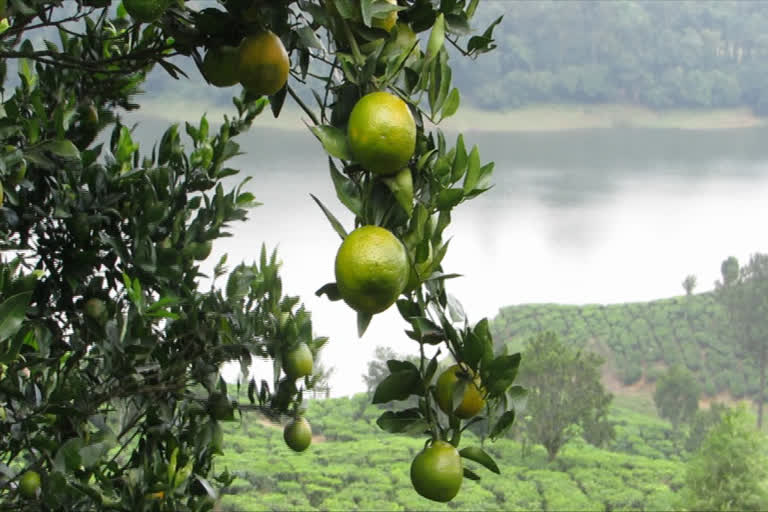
0,0,523,509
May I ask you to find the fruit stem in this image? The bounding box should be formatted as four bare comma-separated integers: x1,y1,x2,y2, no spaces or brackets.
339,17,364,66
419,340,439,440
287,85,320,126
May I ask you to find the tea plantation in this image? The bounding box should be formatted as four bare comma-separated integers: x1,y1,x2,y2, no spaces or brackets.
216,394,685,511
491,292,749,398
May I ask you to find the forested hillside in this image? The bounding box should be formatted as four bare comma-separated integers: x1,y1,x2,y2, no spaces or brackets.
490,293,752,399
455,1,768,112
146,2,768,116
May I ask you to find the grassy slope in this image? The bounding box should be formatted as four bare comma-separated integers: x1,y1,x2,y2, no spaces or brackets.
215,394,684,511
490,292,756,400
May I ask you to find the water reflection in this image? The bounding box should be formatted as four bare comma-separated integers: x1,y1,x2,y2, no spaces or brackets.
128,116,768,396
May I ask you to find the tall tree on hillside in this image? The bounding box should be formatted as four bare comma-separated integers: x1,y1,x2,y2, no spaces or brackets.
715,254,768,427
682,274,697,296
681,405,768,511
517,332,614,461
653,365,700,429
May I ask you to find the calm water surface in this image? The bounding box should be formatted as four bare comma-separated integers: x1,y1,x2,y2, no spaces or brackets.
130,117,768,396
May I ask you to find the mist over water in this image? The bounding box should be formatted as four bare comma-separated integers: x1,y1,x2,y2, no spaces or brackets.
127,116,768,396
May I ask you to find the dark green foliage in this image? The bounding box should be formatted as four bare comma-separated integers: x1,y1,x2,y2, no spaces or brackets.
682,405,768,511
653,365,700,428
715,254,768,427
516,332,614,461
684,403,728,454
452,2,768,114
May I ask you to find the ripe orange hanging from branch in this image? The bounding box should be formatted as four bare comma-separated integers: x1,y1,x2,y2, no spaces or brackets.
238,31,290,96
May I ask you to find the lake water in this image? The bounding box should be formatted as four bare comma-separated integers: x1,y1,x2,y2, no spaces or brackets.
128,115,768,396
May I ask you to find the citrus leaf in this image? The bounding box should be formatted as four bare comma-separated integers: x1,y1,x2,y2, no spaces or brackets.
382,167,413,216
360,0,375,26
329,158,362,215
309,125,352,161
459,446,500,474
41,139,80,161
463,467,481,481
436,188,464,210
451,378,468,412
424,350,440,383
372,368,421,403
193,475,218,499
357,311,372,338
463,146,481,193
489,409,516,441
376,409,427,434
484,353,521,396
296,26,325,51
426,13,445,64
440,88,460,121
315,282,342,301
310,194,348,240
0,291,32,342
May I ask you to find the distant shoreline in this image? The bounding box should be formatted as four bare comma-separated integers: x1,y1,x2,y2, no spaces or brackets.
449,104,768,132
138,98,768,133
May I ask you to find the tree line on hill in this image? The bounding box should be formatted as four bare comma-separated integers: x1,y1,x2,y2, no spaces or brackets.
452,1,768,114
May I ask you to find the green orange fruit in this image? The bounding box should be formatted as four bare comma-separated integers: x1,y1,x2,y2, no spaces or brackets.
410,440,462,502
238,31,290,96
84,298,107,322
334,226,409,314
435,364,486,419
202,45,241,87
123,0,169,23
283,416,312,452
18,470,41,498
283,343,313,380
347,91,416,176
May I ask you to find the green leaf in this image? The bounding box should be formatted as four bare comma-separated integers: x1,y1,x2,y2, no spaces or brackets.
436,188,464,210
463,146,481,193
315,282,342,302
426,13,445,64
357,310,372,337
489,410,516,441
463,467,481,481
440,88,460,121
329,159,362,215
445,13,471,35
408,316,444,345
459,446,500,474
116,127,139,165
54,438,84,472
41,139,80,161
360,0,375,26
310,194,348,241
372,368,421,403
309,125,352,161
382,168,413,216
376,409,427,434
297,26,325,50
484,353,521,396
0,291,32,342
